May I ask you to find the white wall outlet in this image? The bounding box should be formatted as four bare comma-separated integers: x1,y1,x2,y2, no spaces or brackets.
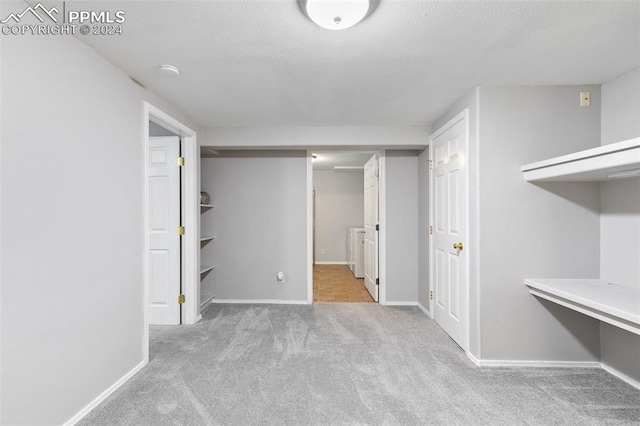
277,271,285,283
580,91,591,107
321,248,326,255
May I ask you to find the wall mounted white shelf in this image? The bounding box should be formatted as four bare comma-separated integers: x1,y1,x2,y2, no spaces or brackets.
525,278,640,336
200,204,216,209
521,137,640,182
200,265,215,275
200,236,215,243
200,294,214,309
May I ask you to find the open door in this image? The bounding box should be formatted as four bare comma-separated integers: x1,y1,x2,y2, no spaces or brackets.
148,136,182,325
431,113,468,350
364,154,379,302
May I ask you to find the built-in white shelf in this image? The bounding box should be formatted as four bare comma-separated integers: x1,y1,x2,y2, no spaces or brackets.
200,236,215,243
525,278,640,335
200,204,216,209
200,265,215,275
521,137,640,182
200,294,214,309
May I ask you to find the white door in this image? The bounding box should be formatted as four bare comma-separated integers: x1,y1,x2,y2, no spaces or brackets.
148,136,181,325
364,154,379,302
431,114,468,350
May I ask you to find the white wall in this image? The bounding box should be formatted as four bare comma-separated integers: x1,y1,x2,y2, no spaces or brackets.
203,126,428,149
385,151,419,303
201,153,308,302
477,85,602,361
313,171,364,264
417,149,430,310
600,67,640,384
601,68,640,146
0,14,200,425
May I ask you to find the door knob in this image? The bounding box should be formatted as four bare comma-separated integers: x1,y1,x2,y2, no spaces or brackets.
453,242,464,251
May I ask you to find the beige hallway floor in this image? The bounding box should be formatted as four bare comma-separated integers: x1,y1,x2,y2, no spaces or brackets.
313,264,374,302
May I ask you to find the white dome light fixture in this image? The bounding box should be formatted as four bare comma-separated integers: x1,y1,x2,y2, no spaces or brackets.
305,0,370,30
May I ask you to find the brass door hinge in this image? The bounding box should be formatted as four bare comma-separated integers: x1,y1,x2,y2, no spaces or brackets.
178,226,185,235
177,156,185,167
429,290,434,300
178,294,185,304
429,226,433,235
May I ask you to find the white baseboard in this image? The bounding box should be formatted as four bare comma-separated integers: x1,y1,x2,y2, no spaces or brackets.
64,360,147,425
474,359,601,368
416,302,432,318
211,299,310,305
602,363,640,390
384,301,418,306
314,261,348,265
466,351,481,366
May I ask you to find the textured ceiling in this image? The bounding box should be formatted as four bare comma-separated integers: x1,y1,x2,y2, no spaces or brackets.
70,0,640,128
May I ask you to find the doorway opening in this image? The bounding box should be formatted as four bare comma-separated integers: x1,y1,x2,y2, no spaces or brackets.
143,103,199,361
309,151,382,303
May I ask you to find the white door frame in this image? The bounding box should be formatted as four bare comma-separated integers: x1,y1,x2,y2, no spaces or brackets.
306,149,387,304
143,102,199,360
429,109,470,351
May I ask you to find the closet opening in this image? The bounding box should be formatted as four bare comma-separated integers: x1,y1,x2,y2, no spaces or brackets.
309,151,382,303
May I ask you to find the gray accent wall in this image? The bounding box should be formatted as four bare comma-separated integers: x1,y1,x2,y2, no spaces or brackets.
600,67,640,383
385,151,419,303
313,171,365,264
1,18,200,425
201,153,308,302
417,149,430,310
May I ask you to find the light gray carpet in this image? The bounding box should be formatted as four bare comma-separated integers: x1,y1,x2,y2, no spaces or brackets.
80,304,640,425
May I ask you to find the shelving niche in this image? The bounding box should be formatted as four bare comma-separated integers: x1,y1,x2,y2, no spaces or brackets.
200,203,215,312
522,137,640,335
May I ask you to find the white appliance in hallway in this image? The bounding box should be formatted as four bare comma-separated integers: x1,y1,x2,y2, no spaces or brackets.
348,227,365,278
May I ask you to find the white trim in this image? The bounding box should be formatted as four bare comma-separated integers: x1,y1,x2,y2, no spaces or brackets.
474,360,601,368
385,301,418,306
378,152,387,305
306,150,313,304
602,363,640,390
417,302,432,318
428,109,471,352
211,299,311,305
466,351,481,366
63,361,146,426
143,102,199,330
314,261,349,265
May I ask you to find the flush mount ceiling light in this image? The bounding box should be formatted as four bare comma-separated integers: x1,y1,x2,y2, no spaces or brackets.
305,0,370,30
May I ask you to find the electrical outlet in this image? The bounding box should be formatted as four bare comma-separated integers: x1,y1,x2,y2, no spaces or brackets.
321,248,326,255
580,91,591,107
